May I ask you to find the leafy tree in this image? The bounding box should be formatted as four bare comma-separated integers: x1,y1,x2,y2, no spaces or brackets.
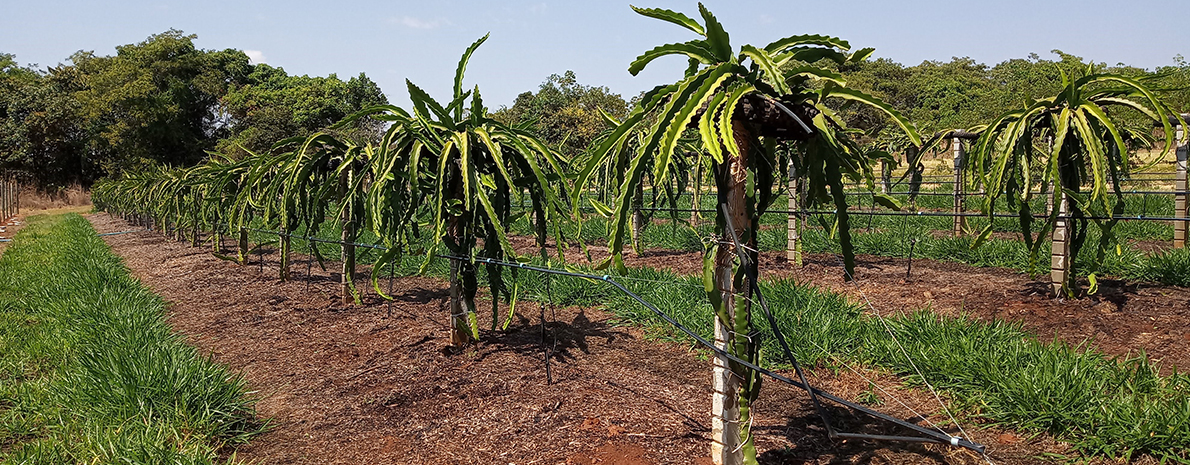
493,70,629,158
72,30,253,174
0,56,90,189
216,66,388,157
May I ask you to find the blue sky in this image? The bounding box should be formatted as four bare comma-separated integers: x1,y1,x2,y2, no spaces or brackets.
3,0,1186,109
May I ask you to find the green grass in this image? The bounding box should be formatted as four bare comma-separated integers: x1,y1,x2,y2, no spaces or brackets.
0,214,262,463
521,264,1190,463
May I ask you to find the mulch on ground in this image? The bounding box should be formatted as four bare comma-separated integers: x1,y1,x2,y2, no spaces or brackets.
89,213,1178,464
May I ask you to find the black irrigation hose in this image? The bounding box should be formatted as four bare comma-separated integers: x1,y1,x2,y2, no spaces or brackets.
241,226,386,250
720,206,841,440
97,229,149,236
435,252,987,455
637,207,1190,222
844,190,1190,196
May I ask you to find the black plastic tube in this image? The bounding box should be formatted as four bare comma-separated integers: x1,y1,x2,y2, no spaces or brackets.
435,253,987,455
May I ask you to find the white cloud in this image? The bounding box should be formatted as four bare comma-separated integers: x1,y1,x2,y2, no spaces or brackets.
244,50,266,64
393,16,449,30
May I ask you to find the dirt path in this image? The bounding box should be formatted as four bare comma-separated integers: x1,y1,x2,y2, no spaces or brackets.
0,206,92,257
90,213,1135,464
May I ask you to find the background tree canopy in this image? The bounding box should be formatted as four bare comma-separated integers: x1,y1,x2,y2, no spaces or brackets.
0,30,388,190
492,71,629,159
4,33,1190,192
835,50,1190,143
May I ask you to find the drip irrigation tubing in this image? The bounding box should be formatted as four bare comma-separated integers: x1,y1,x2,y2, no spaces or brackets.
97,229,149,236
840,190,1190,196
434,252,986,454
634,207,1190,222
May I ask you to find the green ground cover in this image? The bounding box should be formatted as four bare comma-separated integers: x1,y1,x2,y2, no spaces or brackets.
0,214,262,463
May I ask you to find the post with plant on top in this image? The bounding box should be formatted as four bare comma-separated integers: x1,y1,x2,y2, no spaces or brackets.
1174,116,1188,248
786,159,802,266
971,67,1178,297
355,34,568,345
576,5,919,463
952,136,966,236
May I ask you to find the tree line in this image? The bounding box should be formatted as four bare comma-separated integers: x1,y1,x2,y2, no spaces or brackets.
0,30,387,191
497,51,1190,158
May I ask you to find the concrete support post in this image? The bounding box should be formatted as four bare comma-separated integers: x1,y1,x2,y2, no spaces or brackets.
711,314,741,465
711,120,751,465
340,168,356,303
880,159,891,194
1,173,8,221
953,137,966,236
786,161,802,266
1051,191,1072,296
1175,124,1187,248
632,183,645,251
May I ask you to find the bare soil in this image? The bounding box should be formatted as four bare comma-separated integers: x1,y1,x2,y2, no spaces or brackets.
87,213,1184,464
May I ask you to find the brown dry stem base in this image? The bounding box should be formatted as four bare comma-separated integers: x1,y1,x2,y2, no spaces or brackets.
88,213,1177,465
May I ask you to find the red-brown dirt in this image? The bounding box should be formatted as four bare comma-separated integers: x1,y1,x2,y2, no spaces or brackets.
88,213,1182,464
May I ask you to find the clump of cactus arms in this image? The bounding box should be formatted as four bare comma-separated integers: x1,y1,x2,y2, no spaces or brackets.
577,4,919,463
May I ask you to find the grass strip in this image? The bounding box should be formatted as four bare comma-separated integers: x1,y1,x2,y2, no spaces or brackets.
0,214,261,463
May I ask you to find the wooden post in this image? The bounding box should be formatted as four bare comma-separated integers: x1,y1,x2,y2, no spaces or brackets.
1175,124,1187,248
786,160,802,266
340,167,356,303
952,137,966,236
